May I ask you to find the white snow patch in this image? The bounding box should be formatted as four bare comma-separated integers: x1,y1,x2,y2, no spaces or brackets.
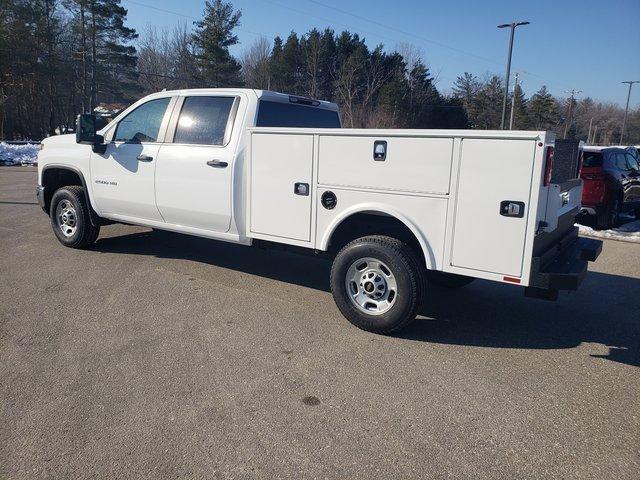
0,142,40,166
577,220,640,243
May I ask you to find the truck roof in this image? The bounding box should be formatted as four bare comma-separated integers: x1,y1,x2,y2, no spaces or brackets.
146,88,339,111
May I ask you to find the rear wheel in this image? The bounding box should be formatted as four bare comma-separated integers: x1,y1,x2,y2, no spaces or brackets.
50,186,100,248
330,235,425,334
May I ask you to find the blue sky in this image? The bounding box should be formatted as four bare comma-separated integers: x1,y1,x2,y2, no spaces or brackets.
122,0,640,108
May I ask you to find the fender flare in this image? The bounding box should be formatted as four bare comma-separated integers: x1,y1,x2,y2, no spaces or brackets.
41,164,100,226
319,204,436,270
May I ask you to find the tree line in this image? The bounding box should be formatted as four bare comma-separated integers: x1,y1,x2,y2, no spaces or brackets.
1,0,638,144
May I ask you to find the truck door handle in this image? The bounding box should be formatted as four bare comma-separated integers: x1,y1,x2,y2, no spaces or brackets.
207,159,228,168
136,154,153,162
500,200,525,218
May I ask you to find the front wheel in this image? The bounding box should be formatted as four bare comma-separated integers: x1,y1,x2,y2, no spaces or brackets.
50,186,100,248
330,235,425,334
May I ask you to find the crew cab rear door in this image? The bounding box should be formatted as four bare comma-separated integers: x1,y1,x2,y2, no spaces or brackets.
155,94,241,232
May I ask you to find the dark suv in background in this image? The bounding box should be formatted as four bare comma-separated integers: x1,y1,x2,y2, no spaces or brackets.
580,146,640,229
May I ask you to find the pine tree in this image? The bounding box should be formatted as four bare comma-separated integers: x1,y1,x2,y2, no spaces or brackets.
452,72,481,126
192,0,242,87
511,82,528,129
528,86,558,130
475,75,503,129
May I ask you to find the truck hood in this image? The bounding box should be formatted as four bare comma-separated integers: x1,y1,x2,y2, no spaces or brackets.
42,133,77,147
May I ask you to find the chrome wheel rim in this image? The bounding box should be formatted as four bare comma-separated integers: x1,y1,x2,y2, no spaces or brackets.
55,200,78,238
345,257,397,315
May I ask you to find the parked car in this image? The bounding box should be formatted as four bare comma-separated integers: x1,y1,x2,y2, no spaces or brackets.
36,88,601,333
580,146,640,229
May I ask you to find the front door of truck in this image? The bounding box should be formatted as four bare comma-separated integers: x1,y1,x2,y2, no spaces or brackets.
154,95,240,232
91,97,174,221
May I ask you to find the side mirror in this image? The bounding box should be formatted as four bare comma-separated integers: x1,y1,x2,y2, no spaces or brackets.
76,114,106,153
76,114,98,144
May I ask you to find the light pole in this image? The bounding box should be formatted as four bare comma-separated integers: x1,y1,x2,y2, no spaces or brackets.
620,80,639,145
563,89,581,139
498,21,529,130
509,72,519,129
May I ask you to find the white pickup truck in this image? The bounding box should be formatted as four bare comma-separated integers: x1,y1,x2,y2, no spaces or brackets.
37,88,602,333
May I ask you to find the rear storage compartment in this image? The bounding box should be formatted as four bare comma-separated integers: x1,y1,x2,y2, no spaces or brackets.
450,138,536,278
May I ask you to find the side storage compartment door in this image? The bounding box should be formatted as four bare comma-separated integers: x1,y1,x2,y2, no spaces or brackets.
250,133,314,242
451,138,536,277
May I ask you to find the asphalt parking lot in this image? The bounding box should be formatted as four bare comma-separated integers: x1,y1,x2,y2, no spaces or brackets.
1,167,639,479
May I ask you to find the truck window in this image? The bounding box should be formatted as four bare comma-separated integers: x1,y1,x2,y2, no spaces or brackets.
625,153,639,171
582,151,602,167
614,152,630,170
256,101,340,128
174,96,236,145
114,97,171,143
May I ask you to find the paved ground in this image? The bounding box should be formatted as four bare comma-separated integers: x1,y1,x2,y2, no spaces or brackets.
1,167,639,479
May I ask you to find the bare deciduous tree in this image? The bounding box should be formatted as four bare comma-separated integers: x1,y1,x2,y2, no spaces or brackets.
241,37,272,90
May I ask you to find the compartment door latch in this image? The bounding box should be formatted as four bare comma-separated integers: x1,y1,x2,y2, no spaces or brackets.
500,200,525,218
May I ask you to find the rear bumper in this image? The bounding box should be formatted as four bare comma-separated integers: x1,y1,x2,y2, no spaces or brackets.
525,227,602,300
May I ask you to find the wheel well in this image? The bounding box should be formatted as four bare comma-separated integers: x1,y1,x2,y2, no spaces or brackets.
42,167,84,213
327,212,426,266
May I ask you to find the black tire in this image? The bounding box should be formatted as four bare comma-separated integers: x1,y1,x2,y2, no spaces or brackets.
49,186,100,248
596,197,620,230
330,235,425,334
426,270,475,288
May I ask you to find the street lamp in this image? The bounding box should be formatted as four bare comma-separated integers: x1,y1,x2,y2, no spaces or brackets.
620,80,639,145
498,21,529,130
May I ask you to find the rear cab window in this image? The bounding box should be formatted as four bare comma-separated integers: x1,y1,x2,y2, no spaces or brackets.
256,100,340,128
173,96,236,145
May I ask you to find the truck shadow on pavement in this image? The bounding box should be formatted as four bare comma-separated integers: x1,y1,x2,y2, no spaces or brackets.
93,229,640,369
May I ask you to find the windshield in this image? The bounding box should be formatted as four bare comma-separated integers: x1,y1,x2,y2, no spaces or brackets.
256,101,340,128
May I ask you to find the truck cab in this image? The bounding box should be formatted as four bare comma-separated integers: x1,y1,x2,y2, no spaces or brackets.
37,88,601,334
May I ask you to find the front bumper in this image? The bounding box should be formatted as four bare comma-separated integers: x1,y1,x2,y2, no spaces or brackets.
525,226,602,300
36,185,46,212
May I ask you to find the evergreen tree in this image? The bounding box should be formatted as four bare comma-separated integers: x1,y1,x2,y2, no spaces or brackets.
452,72,481,126
192,0,242,87
85,0,139,108
474,75,503,129
510,82,528,129
528,86,558,130
406,60,439,127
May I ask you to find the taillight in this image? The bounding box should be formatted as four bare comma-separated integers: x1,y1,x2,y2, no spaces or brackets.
543,146,554,186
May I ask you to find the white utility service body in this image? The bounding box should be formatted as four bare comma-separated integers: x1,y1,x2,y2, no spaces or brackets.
248,127,578,285
37,88,601,333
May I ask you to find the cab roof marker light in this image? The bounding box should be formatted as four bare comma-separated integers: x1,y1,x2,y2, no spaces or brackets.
289,95,321,107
